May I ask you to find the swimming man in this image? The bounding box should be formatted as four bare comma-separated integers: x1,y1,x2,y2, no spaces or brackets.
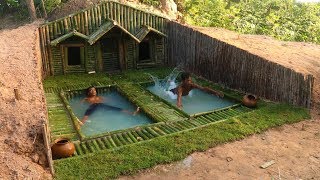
170,72,224,108
78,87,139,126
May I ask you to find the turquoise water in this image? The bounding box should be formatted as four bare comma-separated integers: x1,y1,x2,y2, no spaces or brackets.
69,90,153,136
147,85,237,115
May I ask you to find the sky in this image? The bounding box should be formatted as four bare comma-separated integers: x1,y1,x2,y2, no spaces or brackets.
296,0,320,2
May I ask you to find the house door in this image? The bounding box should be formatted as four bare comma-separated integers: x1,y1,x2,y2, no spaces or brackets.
101,38,120,72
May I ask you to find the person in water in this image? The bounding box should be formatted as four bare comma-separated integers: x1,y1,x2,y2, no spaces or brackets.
77,86,140,126
170,72,224,108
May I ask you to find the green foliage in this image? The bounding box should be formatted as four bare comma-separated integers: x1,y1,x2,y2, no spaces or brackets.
184,0,231,27
182,0,320,44
0,0,28,19
43,0,61,13
0,0,62,19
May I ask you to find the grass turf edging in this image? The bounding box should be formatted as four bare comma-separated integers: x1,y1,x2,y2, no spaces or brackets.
53,102,310,179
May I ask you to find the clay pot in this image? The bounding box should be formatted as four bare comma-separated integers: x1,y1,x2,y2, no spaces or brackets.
51,138,75,159
242,94,258,108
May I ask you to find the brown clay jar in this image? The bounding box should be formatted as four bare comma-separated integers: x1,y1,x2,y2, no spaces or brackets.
51,138,75,159
242,94,258,108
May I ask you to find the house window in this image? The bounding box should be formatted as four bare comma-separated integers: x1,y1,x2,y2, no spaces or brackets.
62,44,85,68
67,47,81,65
139,40,150,61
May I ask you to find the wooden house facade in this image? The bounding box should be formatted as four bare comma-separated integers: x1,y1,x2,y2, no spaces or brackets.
39,1,168,76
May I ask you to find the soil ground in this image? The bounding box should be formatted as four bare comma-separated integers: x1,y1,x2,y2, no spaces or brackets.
0,5,320,180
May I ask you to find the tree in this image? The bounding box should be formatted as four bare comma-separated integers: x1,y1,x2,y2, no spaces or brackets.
25,0,36,21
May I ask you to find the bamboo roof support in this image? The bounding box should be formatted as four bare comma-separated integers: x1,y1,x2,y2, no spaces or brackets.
87,20,140,45
87,21,115,45
50,30,89,46
134,25,167,42
114,22,140,42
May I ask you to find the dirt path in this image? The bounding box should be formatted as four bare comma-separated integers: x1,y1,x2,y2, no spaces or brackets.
0,21,319,179
119,119,320,180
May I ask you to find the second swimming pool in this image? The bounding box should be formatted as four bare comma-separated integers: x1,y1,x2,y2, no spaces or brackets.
147,85,237,115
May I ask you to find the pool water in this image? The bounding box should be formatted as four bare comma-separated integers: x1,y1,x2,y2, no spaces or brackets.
69,90,153,136
147,85,237,115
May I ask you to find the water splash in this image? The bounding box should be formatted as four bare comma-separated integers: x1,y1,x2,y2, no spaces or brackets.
146,67,182,100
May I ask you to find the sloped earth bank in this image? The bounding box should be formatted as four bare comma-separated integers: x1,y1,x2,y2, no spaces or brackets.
0,21,319,179
0,21,51,179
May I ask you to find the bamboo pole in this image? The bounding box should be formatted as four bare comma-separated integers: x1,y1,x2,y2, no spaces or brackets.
101,3,106,22
84,11,89,35
39,27,47,77
45,25,54,76
117,2,121,24
49,24,53,40
88,10,92,34
119,3,123,28
122,133,133,143
73,16,78,31
106,2,110,19
96,138,106,149
74,143,83,155
137,11,141,32
129,8,133,33
123,6,127,30
97,6,101,26
110,1,114,20
63,18,68,33
106,136,117,147
127,132,138,143
53,22,58,39
101,137,112,148
93,6,98,29
90,9,96,31
77,14,81,31
67,17,72,31
80,12,84,34
117,134,129,145
42,123,55,175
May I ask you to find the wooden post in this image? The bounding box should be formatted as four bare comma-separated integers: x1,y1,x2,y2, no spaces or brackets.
96,42,103,72
14,89,21,100
118,38,125,71
42,123,55,175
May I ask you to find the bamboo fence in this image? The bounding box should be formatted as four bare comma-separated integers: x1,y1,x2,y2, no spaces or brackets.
167,22,314,108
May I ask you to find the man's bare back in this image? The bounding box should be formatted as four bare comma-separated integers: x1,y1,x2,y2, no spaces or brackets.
170,72,224,108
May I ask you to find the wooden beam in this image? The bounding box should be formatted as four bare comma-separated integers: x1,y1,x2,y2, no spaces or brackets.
87,21,115,45
50,30,89,46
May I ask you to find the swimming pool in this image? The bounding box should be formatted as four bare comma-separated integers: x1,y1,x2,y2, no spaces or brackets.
147,85,237,115
68,88,154,136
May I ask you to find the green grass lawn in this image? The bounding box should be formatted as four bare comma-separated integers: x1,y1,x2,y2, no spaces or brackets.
44,68,310,179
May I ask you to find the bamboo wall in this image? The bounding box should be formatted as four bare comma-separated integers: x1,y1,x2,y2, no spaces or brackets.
39,0,168,77
167,22,314,108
